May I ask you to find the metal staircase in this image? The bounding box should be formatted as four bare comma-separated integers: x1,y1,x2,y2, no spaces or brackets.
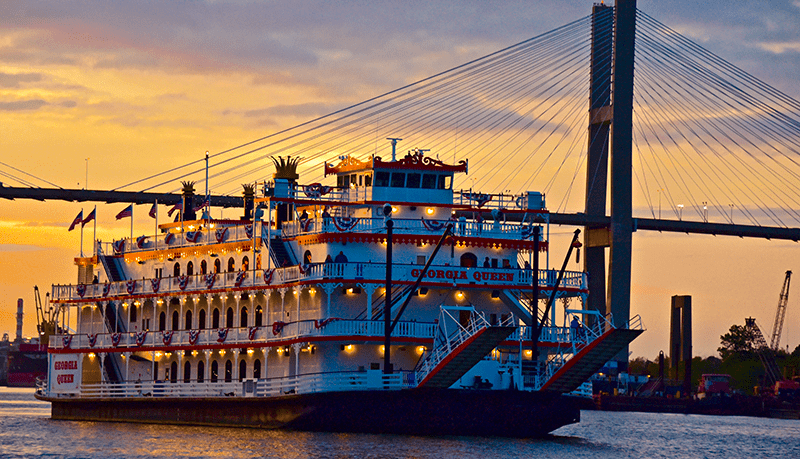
98,245,126,282
415,306,516,389
540,315,644,393
269,237,297,267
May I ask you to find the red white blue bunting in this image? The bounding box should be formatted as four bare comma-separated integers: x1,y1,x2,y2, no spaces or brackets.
87,333,97,347
76,284,86,298
62,335,72,349
215,227,228,243
164,233,175,245
263,268,275,284
185,231,201,243
272,321,286,336
188,329,200,345
248,326,259,340
102,283,111,297
136,235,148,249
113,240,125,254
234,271,247,287
135,330,148,346
314,318,338,329
302,183,332,198
333,216,359,232
161,330,174,346
178,275,189,291
245,224,253,239
126,280,137,295
421,217,447,232
216,328,228,343
150,277,161,293
111,332,122,347
204,273,217,289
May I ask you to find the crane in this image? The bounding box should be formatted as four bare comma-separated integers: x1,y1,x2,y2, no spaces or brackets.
769,271,792,352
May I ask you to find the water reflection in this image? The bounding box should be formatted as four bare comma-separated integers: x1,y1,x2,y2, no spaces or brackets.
3,387,800,459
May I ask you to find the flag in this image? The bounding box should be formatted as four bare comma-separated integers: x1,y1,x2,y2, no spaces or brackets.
82,208,96,227
115,204,133,220
167,202,183,217
68,210,83,231
193,197,209,213
148,202,157,219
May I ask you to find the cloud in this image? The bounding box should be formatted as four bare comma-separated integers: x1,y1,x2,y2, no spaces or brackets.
0,72,42,88
0,99,47,111
758,41,800,54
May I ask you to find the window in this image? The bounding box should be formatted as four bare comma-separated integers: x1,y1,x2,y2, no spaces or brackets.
364,174,372,187
197,361,205,383
210,361,218,383
170,362,178,383
240,307,248,328
173,262,181,277
374,171,390,187
159,312,166,331
129,304,137,323
460,253,477,268
438,174,452,190
227,257,235,272
226,307,234,328
199,309,206,329
183,361,191,383
406,173,421,188
155,268,162,279
421,174,437,189
200,260,207,275
390,172,405,188
255,305,263,327
212,308,220,329
186,261,194,276
239,359,247,381
171,311,179,331
242,256,249,271
214,259,221,273
351,174,358,185
253,359,261,379
185,310,193,329
224,360,233,383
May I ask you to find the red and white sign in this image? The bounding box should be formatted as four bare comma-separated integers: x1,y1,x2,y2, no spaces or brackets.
50,354,81,393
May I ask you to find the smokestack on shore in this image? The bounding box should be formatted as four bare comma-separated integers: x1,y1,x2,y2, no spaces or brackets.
16,299,23,342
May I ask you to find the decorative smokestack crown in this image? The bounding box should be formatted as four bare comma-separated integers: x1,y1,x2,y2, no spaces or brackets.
271,156,300,182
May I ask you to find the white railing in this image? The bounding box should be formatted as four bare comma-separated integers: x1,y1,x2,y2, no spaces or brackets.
48,319,437,351
415,307,514,385
51,264,588,302
41,370,413,399
281,216,543,241
102,223,257,257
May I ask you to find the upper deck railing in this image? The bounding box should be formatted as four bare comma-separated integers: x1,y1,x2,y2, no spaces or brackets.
280,216,543,240
51,263,587,302
48,320,584,352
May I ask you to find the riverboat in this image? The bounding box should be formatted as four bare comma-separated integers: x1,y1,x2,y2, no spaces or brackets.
36,149,642,437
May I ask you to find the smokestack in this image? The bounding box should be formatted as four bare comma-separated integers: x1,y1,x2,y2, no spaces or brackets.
16,298,23,342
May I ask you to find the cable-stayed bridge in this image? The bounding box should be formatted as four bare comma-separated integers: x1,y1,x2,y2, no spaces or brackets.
3,1,800,363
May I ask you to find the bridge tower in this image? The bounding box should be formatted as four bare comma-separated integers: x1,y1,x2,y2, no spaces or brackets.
584,0,636,370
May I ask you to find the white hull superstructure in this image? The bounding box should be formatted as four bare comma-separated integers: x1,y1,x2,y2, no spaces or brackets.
38,150,642,436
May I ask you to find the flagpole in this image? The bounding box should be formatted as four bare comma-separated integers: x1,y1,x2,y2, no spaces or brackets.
92,205,97,258
130,206,134,242
79,208,84,257
154,200,158,251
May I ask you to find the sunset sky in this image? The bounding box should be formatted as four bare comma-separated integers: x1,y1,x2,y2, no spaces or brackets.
2,0,800,359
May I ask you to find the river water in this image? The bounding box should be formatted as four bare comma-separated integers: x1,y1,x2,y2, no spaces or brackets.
1,387,798,458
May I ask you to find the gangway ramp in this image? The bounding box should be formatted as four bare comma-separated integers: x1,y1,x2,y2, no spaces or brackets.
540,326,642,393
417,325,516,389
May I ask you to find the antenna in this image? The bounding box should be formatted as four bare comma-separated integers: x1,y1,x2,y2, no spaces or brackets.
386,138,402,160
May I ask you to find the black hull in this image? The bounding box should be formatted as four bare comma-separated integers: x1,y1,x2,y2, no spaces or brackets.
40,389,579,437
